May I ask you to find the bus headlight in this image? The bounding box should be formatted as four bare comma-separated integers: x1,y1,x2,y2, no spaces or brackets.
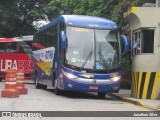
110,76,121,82
63,71,78,79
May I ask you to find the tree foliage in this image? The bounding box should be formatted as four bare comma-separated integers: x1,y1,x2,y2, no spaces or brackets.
0,0,50,37
45,0,131,27
0,0,157,37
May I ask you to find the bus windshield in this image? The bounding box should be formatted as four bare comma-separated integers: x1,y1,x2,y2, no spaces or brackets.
66,27,120,71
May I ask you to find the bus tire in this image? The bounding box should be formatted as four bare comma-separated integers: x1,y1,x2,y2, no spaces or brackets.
98,92,106,98
41,85,47,89
52,72,62,95
35,73,41,89
0,78,2,82
54,79,62,95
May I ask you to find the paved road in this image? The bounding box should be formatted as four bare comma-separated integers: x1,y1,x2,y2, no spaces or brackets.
0,83,147,111
0,83,159,120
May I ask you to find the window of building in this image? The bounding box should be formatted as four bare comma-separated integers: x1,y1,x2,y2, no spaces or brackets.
142,30,154,53
132,29,154,56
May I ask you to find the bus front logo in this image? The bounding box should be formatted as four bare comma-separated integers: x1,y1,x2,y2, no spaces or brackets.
92,79,96,83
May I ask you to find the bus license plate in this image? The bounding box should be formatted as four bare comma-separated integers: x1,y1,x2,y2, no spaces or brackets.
89,86,99,90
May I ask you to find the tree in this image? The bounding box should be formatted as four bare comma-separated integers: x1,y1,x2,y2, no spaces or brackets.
0,0,156,37
0,0,51,37
0,0,19,37
45,0,131,28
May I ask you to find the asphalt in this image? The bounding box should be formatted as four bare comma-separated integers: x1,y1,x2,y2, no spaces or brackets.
3,79,160,111
110,89,160,111
24,79,160,111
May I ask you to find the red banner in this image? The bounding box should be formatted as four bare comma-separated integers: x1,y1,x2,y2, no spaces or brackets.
0,53,31,74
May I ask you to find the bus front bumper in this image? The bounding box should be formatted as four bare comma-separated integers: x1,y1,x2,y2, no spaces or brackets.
61,77,120,93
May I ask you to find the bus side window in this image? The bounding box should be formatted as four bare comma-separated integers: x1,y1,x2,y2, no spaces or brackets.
6,43,16,52
16,43,20,52
19,45,24,53
0,43,6,52
15,43,24,53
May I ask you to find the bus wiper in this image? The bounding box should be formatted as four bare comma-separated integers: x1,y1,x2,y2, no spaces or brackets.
80,50,93,70
99,43,110,72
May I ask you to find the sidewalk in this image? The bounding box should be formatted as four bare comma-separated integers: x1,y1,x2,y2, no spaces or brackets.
24,80,34,84
1,79,34,84
110,89,160,111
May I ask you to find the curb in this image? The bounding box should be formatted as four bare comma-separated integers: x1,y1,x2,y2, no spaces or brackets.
24,80,34,84
109,93,160,111
1,80,34,84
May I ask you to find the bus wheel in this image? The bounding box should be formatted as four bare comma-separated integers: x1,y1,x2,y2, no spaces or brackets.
41,85,47,89
98,92,106,98
54,79,62,95
35,74,41,89
0,78,2,82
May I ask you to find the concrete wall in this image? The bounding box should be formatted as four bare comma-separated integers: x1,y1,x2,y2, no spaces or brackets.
126,7,160,30
132,55,159,72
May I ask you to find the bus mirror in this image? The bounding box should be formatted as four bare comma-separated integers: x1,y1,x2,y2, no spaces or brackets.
60,31,66,49
120,35,130,53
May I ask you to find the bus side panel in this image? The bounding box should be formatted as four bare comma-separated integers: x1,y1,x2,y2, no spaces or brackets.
0,53,31,80
32,47,55,85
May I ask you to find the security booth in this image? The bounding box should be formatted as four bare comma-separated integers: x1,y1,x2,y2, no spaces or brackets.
124,7,160,99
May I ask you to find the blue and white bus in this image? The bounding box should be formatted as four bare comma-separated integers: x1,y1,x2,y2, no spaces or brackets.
32,15,129,98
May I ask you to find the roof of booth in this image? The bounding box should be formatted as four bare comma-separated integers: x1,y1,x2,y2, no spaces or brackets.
124,7,160,30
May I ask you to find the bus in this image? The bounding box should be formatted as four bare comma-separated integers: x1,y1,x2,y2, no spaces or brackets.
32,15,129,98
0,38,32,81
14,35,33,47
